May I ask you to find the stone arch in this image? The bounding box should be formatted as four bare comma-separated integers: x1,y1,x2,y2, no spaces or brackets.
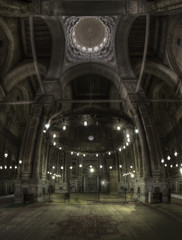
135,61,179,90
42,16,65,80
115,16,137,79
0,17,15,76
2,62,47,93
61,63,121,92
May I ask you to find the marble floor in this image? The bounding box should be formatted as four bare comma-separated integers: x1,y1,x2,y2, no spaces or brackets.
0,194,182,240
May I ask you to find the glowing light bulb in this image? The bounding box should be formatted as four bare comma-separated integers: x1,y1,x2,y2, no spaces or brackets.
63,125,66,131
109,166,112,169
135,129,139,134
117,125,121,131
45,124,50,129
174,151,178,157
90,168,94,173
53,134,56,138
84,121,88,126
119,165,122,168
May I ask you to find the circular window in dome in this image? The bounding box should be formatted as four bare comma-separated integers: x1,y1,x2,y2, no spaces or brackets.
72,17,108,53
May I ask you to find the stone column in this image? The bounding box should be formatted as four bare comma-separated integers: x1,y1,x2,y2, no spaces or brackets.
14,104,47,203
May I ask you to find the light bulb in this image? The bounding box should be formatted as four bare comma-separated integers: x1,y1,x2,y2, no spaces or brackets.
109,166,112,169
61,166,64,170
71,151,73,155
84,120,88,126
96,153,98,157
53,134,56,138
161,159,165,163
90,168,94,173
108,152,111,155
53,142,56,146
79,164,82,168
63,125,66,131
70,166,73,169
117,125,121,131
174,151,178,157
119,165,122,168
167,156,171,160
100,165,103,168
119,148,122,152
45,124,50,129
135,129,139,134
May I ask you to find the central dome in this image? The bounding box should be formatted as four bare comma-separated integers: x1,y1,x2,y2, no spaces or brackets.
73,17,107,52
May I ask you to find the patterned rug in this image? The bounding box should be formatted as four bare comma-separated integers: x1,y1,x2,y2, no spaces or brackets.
56,214,119,239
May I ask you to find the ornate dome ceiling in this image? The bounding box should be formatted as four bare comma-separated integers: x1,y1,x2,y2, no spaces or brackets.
63,16,115,66
72,17,108,53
